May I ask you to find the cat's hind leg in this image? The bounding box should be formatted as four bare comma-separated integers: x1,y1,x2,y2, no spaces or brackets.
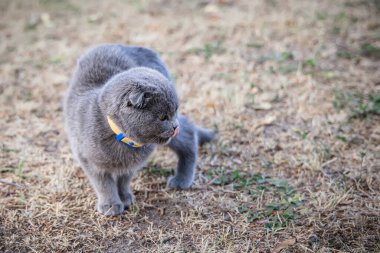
167,115,214,189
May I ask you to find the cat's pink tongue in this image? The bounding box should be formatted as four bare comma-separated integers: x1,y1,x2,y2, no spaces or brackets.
172,127,180,137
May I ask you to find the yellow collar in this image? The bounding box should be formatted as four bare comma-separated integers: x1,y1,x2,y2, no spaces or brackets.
106,116,142,149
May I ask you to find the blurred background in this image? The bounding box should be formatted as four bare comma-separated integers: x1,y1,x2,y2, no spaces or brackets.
1,0,379,252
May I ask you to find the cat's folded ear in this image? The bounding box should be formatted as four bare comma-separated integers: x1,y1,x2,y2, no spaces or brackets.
129,88,156,109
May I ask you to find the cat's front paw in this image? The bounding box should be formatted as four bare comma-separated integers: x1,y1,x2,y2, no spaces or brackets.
97,201,124,216
120,191,135,208
167,175,193,189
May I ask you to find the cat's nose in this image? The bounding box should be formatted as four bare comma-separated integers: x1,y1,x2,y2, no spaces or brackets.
172,121,179,131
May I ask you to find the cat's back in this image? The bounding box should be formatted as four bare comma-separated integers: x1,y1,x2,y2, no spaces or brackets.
70,44,134,91
70,44,171,92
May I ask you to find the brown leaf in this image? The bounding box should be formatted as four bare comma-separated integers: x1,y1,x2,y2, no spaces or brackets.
207,101,216,109
272,238,296,253
251,115,276,134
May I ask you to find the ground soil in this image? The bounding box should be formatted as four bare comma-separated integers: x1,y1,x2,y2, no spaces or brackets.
1,0,379,252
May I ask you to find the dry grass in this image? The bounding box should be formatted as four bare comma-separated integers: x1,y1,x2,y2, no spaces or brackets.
1,0,379,252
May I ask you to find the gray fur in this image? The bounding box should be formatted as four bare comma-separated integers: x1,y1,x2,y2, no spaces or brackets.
64,44,214,215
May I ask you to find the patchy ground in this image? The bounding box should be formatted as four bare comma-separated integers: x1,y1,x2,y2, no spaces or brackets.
1,0,379,252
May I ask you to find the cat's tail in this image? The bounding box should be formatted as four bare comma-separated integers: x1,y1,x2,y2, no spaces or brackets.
176,115,215,146
196,126,215,146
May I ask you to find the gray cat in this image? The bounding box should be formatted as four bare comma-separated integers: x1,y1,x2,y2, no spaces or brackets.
64,44,214,215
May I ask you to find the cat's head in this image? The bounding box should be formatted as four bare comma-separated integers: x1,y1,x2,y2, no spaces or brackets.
99,67,179,145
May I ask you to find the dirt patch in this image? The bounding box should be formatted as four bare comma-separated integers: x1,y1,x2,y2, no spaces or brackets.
1,0,379,252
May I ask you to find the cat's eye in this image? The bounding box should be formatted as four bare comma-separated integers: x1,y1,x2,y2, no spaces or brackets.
159,115,169,121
